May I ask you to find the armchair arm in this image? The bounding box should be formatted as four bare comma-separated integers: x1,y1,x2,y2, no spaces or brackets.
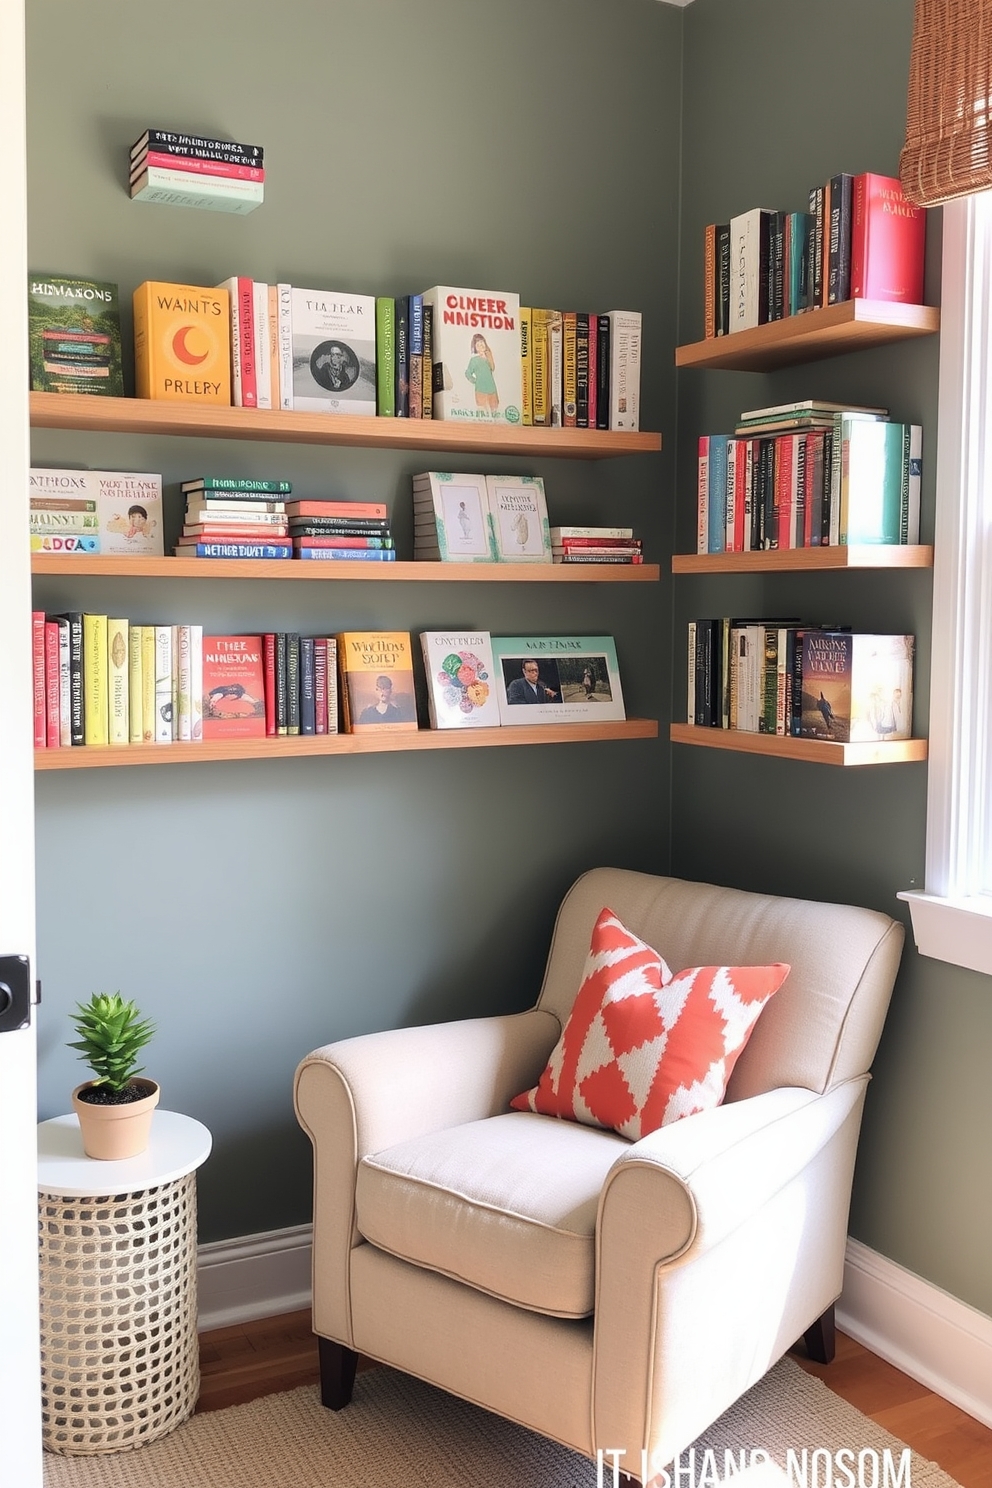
593,1079,869,1472
294,1009,560,1346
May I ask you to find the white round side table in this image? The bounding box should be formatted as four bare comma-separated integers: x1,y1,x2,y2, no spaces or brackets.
37,1109,212,1456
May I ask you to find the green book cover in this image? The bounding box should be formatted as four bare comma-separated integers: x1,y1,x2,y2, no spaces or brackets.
840,419,904,545
376,297,395,417
28,275,123,396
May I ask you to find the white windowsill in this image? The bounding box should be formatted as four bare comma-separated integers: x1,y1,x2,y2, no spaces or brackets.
898,890,992,977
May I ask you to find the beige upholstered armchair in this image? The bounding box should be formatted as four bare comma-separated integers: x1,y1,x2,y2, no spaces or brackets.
294,869,903,1484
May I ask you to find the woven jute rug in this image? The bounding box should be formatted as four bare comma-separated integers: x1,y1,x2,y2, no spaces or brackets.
42,1356,962,1488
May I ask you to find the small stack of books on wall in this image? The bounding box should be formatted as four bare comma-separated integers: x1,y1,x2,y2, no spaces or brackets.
286,499,395,561
696,400,922,552
29,467,163,555
704,172,926,338
688,619,914,744
551,526,643,564
129,130,264,214
414,472,551,563
175,476,292,559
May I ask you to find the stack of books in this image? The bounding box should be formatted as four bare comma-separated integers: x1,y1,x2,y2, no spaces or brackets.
285,498,396,561
551,525,643,565
129,130,264,215
413,472,552,564
697,399,922,553
175,477,292,559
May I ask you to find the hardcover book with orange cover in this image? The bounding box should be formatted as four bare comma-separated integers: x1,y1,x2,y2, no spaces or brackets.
336,631,417,733
133,281,231,404
202,634,266,738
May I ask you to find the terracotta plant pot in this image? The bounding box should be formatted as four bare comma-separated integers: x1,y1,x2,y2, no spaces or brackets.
71,1078,160,1160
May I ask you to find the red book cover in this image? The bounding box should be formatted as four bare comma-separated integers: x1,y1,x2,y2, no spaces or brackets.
32,611,45,747
850,173,926,305
45,620,61,748
136,151,265,183
237,276,257,407
774,436,794,551
587,316,598,429
732,437,748,552
263,632,277,736
314,638,328,734
289,535,389,548
284,500,387,519
202,635,266,739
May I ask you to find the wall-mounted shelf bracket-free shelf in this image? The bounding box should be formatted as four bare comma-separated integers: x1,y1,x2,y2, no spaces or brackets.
670,723,926,767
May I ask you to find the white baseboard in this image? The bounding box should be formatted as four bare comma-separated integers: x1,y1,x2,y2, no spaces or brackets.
839,1237,992,1428
197,1223,312,1333
196,1225,992,1429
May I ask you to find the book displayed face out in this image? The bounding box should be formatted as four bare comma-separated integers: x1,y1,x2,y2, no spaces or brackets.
490,636,626,725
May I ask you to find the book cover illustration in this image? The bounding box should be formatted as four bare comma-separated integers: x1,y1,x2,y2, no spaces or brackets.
337,631,417,733
132,281,231,404
421,286,523,425
202,634,266,738
96,471,163,555
420,631,501,729
490,635,626,725
30,468,164,556
290,288,376,415
28,275,123,396
484,475,552,563
799,632,914,744
413,472,497,562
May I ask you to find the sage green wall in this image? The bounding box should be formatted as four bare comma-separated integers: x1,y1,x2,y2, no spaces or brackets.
27,0,680,1242
677,0,992,1317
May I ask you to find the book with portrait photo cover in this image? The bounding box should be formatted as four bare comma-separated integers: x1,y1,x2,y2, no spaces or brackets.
490,635,626,725
336,631,418,733
290,287,377,416
485,475,552,563
412,471,498,562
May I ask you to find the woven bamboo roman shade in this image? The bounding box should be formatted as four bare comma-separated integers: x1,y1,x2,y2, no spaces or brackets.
901,0,992,205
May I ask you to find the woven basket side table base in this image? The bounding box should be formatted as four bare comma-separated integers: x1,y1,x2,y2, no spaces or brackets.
39,1172,199,1455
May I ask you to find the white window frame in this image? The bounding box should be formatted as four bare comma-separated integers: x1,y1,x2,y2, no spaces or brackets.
900,191,992,975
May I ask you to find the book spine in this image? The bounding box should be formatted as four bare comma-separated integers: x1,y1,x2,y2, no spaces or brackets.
135,150,265,182
725,438,738,553
176,624,193,740
32,611,46,747
575,313,590,428
687,620,697,722
697,436,709,555
313,637,328,734
794,435,807,549
131,169,263,212
128,625,144,742
903,424,923,544
238,277,257,407
375,297,396,417
133,131,263,161
295,547,397,560
170,624,180,740
190,626,203,742
562,311,577,427
300,637,316,735
139,626,155,742
595,314,610,430
83,614,108,746
733,438,748,551
716,225,731,334
828,174,853,305
267,284,280,410
607,311,640,430
107,617,129,744
325,638,339,733
519,307,533,426
548,313,563,427
275,632,288,735
587,316,598,430
154,625,172,743
531,309,549,426
394,297,409,418
184,477,292,493
264,632,277,735
286,634,301,734
45,621,60,748
277,282,293,410
253,282,272,409
57,618,71,747
707,435,728,553
809,187,824,309
703,224,717,338
768,211,785,322
408,295,424,419
185,542,293,558
422,304,433,421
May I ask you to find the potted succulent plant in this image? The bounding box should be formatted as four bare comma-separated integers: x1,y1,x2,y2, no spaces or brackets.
69,992,159,1160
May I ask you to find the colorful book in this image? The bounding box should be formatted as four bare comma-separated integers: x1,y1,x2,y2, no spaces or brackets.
420,631,501,729
413,472,497,562
375,297,396,417
850,173,927,305
485,475,552,563
215,276,256,407
131,150,264,183
28,275,123,396
421,286,523,425
839,418,904,545
202,636,267,738
491,635,626,725
290,287,376,415
132,281,231,404
178,542,292,559
408,294,424,419
82,613,108,746
182,477,292,494
337,631,418,733
798,632,914,744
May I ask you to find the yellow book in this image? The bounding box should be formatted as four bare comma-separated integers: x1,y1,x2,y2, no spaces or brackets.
531,308,549,426
82,613,108,746
107,618,129,746
128,624,144,743
141,625,156,742
267,283,280,409
562,310,577,426
132,281,232,405
519,307,533,427
336,631,418,734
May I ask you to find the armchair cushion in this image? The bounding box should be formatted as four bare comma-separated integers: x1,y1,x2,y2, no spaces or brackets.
511,906,790,1139
356,1110,628,1318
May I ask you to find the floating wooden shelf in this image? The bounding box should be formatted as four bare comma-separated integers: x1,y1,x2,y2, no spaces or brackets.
672,545,932,574
675,300,939,373
29,392,661,460
34,718,659,770
30,554,660,582
669,722,926,766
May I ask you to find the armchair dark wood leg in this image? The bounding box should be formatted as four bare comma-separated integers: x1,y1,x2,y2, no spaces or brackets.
318,1337,359,1410
803,1303,836,1365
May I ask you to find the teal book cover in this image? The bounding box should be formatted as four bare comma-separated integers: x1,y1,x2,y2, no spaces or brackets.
840,419,904,545
490,635,626,725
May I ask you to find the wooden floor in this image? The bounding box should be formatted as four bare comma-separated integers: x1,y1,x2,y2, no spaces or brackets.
198,1311,992,1488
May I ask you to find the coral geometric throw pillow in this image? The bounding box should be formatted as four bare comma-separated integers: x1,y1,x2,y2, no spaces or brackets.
510,907,790,1140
